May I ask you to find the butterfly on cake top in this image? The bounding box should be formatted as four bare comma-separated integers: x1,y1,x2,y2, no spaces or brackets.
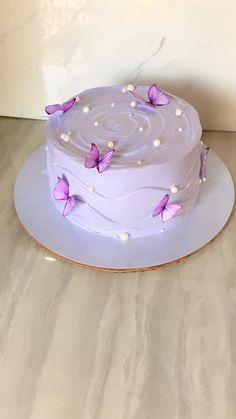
129,83,170,108
85,143,115,173
45,97,77,115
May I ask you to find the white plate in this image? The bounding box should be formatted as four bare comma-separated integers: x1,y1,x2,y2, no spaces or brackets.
14,146,234,272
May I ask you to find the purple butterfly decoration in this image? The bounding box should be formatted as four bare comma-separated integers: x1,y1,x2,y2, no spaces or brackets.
199,146,210,181
53,177,77,217
45,97,76,115
152,194,183,223
85,143,115,173
130,84,170,107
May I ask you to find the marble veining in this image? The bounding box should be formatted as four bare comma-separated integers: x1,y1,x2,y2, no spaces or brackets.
0,0,236,132
0,116,236,418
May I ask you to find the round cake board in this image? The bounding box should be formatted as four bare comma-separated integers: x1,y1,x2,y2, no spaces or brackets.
14,145,234,272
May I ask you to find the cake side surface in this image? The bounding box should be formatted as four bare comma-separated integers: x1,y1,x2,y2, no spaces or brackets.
46,85,202,239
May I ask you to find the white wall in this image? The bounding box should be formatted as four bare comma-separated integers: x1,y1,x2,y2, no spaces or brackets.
0,0,235,130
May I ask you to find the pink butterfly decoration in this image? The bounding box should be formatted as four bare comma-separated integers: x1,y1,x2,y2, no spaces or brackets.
85,143,115,173
199,146,210,181
45,98,76,115
53,177,77,217
152,194,183,223
130,84,170,107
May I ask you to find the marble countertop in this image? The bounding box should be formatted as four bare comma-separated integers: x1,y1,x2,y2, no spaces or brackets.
0,117,236,419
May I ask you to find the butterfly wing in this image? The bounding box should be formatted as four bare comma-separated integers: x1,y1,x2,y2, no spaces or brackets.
162,204,182,223
152,194,169,217
53,177,69,200
85,143,100,169
200,147,210,180
45,104,62,115
148,84,170,106
61,98,76,113
98,149,115,173
63,196,76,217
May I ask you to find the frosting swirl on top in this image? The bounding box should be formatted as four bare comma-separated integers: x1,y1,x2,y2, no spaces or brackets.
47,85,202,167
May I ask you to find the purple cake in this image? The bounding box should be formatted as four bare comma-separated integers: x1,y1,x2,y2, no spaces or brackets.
45,84,204,240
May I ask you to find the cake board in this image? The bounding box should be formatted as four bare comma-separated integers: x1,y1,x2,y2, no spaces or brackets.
14,145,234,272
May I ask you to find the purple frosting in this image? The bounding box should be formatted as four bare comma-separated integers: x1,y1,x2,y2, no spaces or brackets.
46,85,202,239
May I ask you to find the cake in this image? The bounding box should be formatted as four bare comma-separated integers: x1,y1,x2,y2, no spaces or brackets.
45,84,206,240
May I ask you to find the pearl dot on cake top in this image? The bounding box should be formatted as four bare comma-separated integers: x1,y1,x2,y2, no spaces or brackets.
153,139,161,147
202,177,206,182
88,185,95,192
120,232,130,241
160,228,165,233
128,113,133,117
199,178,202,184
107,140,115,148
83,105,90,113
130,100,137,108
126,84,135,92
175,108,183,116
110,102,116,108
138,126,144,132
178,127,183,132
170,185,179,193
60,132,71,142
137,159,142,165
45,145,48,151
75,96,80,103
122,86,127,92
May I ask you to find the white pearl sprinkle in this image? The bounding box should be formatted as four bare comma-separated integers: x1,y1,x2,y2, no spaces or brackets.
126,84,135,92
88,185,95,192
170,185,178,193
120,232,130,241
160,228,165,233
60,132,71,142
128,113,133,117
175,108,183,116
122,86,127,92
199,178,202,184
110,102,116,108
138,126,144,132
137,159,142,165
178,127,183,132
107,140,115,148
94,121,98,126
130,100,137,108
153,139,161,147
202,177,206,182
75,96,80,103
83,105,90,113
45,146,48,151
